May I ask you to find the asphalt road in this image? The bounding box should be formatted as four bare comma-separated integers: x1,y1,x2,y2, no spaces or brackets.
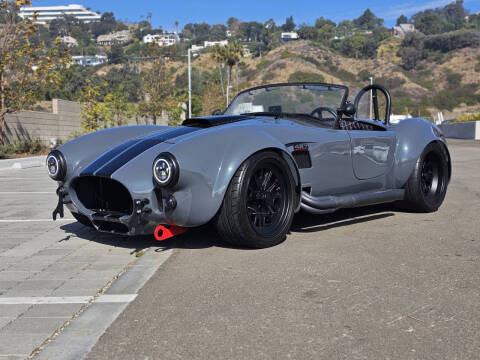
86,139,480,360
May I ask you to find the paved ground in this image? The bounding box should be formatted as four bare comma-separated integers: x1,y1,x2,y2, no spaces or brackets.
0,164,170,359
0,140,478,359
85,140,480,360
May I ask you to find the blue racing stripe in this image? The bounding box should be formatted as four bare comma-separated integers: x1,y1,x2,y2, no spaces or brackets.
91,127,199,177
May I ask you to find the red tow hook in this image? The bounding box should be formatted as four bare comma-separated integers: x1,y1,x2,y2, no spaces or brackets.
154,224,188,241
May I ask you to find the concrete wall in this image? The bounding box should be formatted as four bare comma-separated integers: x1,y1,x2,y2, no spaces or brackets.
5,99,82,144
4,99,170,145
439,121,480,140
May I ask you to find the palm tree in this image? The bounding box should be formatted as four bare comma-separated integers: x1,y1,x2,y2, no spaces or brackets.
211,41,244,106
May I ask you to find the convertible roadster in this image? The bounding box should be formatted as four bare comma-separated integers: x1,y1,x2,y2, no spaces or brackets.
48,83,451,248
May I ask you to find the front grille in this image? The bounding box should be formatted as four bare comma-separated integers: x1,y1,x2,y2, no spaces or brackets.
92,220,129,234
73,176,133,215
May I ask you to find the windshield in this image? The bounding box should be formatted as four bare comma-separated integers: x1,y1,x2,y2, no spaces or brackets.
224,83,348,116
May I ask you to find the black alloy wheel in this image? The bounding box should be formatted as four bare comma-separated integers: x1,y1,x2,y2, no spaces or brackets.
215,151,296,248
421,152,442,200
404,142,449,212
246,163,289,236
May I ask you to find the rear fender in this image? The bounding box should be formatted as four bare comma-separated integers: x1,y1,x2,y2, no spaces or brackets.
393,118,447,187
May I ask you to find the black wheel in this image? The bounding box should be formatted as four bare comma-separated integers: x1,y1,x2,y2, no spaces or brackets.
72,212,93,228
404,142,449,212
215,151,296,248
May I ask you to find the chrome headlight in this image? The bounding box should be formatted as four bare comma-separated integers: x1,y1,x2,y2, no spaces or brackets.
46,150,66,181
153,153,179,187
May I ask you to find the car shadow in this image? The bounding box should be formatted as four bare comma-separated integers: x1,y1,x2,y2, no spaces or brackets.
60,203,398,252
291,204,396,234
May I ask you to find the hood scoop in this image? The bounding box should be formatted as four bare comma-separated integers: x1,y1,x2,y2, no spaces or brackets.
182,115,252,128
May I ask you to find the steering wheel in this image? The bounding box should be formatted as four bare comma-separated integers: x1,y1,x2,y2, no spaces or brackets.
353,84,391,125
311,106,338,121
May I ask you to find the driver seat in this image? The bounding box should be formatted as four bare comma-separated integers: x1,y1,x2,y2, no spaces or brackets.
337,118,377,131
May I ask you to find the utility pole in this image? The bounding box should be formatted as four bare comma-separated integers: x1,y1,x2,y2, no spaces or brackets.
188,48,192,118
226,85,231,107
369,77,373,120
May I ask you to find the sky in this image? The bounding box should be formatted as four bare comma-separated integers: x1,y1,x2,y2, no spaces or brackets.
31,0,480,31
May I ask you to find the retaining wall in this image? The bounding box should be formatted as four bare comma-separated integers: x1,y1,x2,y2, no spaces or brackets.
439,121,480,140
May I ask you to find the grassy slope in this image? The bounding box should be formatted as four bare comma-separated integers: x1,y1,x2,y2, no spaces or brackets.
180,40,480,119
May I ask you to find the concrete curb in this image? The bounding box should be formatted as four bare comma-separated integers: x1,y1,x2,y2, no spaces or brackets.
35,246,173,360
0,155,46,170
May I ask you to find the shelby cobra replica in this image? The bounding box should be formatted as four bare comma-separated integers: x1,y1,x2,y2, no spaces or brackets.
48,83,451,248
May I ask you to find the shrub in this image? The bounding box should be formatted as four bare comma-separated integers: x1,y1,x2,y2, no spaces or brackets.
0,139,48,159
357,69,372,82
262,72,276,82
280,51,298,59
445,71,463,89
300,56,321,67
431,84,480,111
241,68,258,81
456,112,480,122
270,62,287,71
256,59,272,70
375,76,406,90
288,71,325,83
238,61,248,70
424,30,480,53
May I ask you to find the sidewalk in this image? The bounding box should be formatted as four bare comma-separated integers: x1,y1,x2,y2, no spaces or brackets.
0,156,46,170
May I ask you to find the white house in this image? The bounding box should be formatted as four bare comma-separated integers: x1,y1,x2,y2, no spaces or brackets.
191,40,228,54
281,32,299,43
97,30,132,46
72,55,108,67
392,24,415,38
60,35,78,48
19,4,101,24
142,33,179,47
204,40,228,47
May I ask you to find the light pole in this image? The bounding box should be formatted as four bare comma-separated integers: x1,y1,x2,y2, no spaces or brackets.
187,48,192,119
369,76,373,120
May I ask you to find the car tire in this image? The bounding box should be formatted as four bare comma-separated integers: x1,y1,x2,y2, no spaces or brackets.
72,212,93,228
403,142,450,212
215,151,296,249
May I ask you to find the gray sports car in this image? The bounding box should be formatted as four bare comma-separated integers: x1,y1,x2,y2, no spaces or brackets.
48,83,451,248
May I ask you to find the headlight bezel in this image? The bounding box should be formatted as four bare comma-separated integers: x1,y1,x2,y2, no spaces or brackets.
46,150,66,181
153,152,179,188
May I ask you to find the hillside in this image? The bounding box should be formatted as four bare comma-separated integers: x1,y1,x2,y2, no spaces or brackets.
183,40,480,120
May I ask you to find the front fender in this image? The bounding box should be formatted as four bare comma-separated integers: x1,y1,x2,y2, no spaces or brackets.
166,126,299,227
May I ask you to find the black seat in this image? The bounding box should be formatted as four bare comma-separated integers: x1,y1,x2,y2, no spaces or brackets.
337,118,379,131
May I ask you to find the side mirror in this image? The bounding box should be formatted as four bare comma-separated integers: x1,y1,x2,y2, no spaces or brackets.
212,109,222,116
340,103,356,117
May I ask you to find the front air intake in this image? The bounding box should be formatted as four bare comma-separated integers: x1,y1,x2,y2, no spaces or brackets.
73,176,133,216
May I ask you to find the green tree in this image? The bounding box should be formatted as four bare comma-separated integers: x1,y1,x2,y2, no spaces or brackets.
282,16,296,32
315,17,336,29
138,59,175,124
107,44,125,64
104,88,135,127
335,20,355,38
353,9,384,30
211,41,244,105
78,81,110,132
396,15,408,25
0,0,69,144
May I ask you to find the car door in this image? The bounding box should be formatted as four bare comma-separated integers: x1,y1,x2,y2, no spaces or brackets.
280,126,358,197
347,125,396,180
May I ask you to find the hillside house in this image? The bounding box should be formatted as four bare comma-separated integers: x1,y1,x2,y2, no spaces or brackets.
392,24,415,38
97,30,132,46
